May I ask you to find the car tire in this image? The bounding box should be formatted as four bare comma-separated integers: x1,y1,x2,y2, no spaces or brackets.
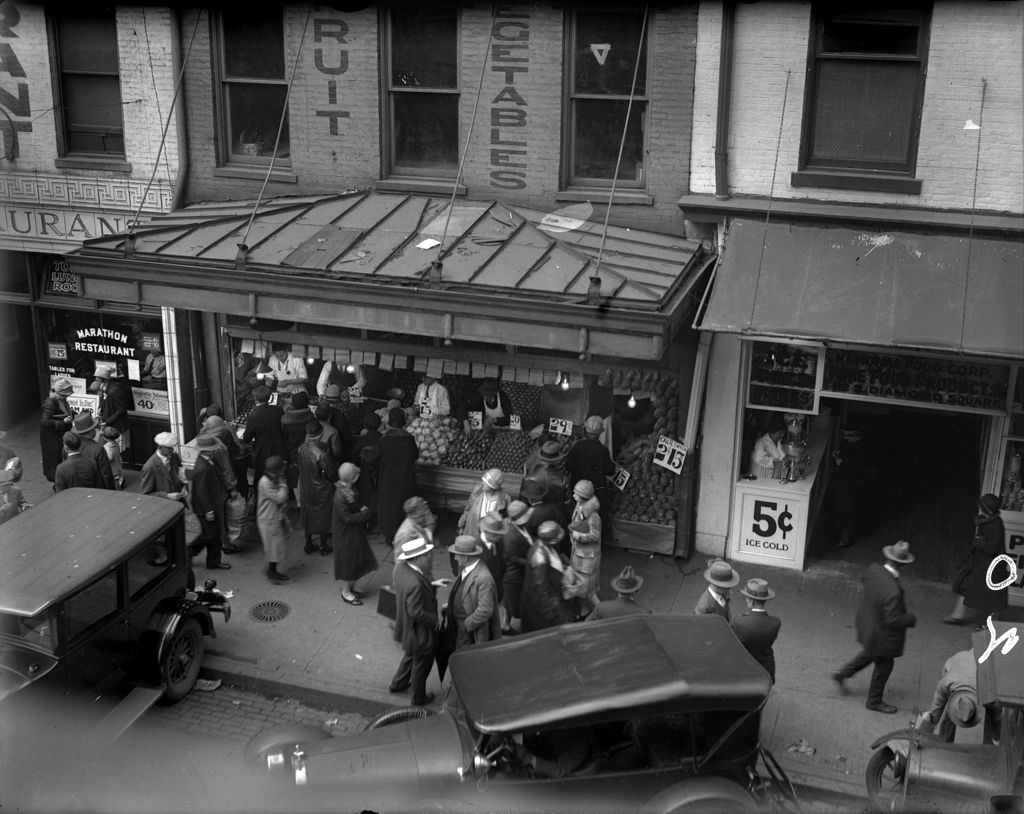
160,618,203,703
363,706,432,731
865,745,907,812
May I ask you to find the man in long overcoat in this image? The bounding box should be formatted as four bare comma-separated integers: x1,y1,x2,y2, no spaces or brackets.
188,434,237,570
389,538,439,707
242,385,287,491
520,521,574,633
376,408,419,545
731,578,782,682
297,420,337,555
832,540,917,714
40,378,75,482
54,433,101,491
68,412,114,490
446,536,501,650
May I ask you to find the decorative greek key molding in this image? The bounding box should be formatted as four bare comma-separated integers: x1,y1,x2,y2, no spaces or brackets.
0,172,172,213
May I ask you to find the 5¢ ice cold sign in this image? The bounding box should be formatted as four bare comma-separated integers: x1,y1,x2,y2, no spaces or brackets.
737,494,800,560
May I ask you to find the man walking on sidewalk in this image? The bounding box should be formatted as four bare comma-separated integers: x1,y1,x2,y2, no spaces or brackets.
389,538,439,706
832,540,917,714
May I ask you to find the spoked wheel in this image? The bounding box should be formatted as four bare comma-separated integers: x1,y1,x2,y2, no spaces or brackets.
865,745,908,812
161,619,203,703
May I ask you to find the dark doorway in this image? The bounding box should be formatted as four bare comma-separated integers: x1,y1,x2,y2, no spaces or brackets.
811,402,985,584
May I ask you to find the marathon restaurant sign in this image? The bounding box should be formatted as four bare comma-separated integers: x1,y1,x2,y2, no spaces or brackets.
822,348,1010,413
72,327,133,358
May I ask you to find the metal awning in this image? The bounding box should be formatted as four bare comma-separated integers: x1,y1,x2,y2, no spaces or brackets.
697,218,1024,359
70,192,710,362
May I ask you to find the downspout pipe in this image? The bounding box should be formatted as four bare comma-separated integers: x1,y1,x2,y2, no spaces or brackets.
170,8,190,211
714,0,736,200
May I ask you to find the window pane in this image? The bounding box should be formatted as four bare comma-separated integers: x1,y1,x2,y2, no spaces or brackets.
811,61,917,165
58,11,119,74
574,11,647,96
573,100,645,182
822,21,919,55
63,75,124,153
392,94,458,171
223,10,284,79
227,84,290,158
65,572,119,640
390,8,457,88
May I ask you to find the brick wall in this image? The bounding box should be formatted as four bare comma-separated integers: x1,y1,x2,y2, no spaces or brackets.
184,3,698,235
691,0,1024,215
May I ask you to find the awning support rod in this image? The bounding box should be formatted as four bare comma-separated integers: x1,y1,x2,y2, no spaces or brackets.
959,78,987,354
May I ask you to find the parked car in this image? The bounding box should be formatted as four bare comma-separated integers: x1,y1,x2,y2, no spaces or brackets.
866,623,1024,813
0,488,230,720
245,614,799,813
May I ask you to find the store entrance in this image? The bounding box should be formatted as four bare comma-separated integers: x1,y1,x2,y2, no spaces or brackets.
810,402,985,584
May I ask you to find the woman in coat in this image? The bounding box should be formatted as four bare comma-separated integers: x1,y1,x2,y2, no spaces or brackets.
520,521,574,633
945,493,1009,626
257,456,291,584
332,463,377,605
375,408,419,545
457,468,511,540
297,420,337,556
40,379,76,482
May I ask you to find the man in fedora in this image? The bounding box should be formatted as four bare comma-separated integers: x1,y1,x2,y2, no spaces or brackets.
188,433,237,570
694,559,741,621
69,412,115,490
916,648,999,743
522,440,570,505
588,566,651,620
501,500,533,634
54,432,101,491
478,511,507,605
40,378,76,482
446,535,502,650
732,578,782,682
832,540,918,714
390,537,439,706
92,364,131,442
521,521,574,633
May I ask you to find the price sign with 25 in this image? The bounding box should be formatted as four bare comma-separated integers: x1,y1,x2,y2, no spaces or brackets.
653,435,687,475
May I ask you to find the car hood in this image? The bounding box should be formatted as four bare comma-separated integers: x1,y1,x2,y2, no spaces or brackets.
302,711,466,792
0,640,58,702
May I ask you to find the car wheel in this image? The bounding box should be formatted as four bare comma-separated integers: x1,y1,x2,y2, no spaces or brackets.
363,706,432,731
865,745,907,812
160,618,203,703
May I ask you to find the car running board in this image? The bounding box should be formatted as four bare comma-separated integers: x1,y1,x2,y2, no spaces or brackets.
91,685,165,742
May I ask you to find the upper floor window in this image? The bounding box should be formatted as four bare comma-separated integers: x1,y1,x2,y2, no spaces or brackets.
793,3,929,193
566,8,648,189
52,8,124,156
383,7,459,178
216,9,290,165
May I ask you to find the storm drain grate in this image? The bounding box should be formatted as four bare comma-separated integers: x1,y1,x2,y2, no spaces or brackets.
250,600,290,623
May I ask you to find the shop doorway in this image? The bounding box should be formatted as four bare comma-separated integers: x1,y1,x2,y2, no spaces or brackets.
811,402,985,584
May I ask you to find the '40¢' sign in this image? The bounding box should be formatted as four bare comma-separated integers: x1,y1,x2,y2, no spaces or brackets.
653,435,686,475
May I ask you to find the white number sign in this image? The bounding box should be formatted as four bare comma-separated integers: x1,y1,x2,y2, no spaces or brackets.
509,414,522,431
653,435,687,474
611,466,631,491
548,417,574,437
468,411,483,430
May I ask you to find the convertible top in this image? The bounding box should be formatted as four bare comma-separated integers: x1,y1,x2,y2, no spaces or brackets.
449,614,771,734
0,489,184,617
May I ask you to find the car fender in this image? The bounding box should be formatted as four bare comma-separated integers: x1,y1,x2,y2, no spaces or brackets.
639,776,759,814
133,599,214,684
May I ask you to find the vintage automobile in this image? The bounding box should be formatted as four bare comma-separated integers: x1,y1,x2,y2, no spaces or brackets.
245,614,799,813
866,622,1024,813
0,488,230,730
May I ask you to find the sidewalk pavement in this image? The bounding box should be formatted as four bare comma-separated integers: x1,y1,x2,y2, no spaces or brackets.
0,414,997,802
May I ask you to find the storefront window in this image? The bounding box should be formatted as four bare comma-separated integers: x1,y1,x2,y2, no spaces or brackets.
1001,366,1024,513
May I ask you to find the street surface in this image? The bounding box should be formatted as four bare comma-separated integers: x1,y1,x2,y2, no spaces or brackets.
1,681,868,814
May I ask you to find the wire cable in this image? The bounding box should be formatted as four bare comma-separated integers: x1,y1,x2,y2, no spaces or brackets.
436,3,499,262
130,10,203,230
593,5,650,286
958,78,987,353
240,7,314,250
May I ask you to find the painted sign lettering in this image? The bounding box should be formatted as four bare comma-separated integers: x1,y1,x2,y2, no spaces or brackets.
489,5,528,190
0,2,32,157
313,17,351,136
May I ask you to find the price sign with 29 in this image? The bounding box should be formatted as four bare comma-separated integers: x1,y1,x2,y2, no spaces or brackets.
653,435,687,475
547,417,574,437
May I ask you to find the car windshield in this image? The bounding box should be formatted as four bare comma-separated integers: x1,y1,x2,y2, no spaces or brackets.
0,609,58,655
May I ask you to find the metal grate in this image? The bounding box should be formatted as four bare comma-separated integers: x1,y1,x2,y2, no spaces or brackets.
250,600,290,623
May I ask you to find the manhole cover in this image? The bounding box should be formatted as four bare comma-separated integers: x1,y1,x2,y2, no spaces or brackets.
250,600,290,622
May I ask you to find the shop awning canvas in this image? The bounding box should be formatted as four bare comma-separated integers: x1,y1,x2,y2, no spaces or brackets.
697,218,1024,359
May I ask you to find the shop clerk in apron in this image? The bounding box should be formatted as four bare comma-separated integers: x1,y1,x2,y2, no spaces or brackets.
414,376,450,418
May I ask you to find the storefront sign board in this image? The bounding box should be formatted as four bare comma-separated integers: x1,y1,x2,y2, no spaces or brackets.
509,414,522,430
130,386,170,417
730,488,808,569
822,348,1010,413
43,259,82,297
653,435,687,475
48,342,67,360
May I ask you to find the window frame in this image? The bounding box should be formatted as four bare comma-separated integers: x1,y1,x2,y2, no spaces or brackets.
563,6,650,192
380,6,462,181
793,3,930,194
212,8,292,169
48,7,126,162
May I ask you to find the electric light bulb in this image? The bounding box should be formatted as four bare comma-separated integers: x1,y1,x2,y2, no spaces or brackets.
560,376,570,391
346,364,356,373
627,393,637,408
306,357,315,365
